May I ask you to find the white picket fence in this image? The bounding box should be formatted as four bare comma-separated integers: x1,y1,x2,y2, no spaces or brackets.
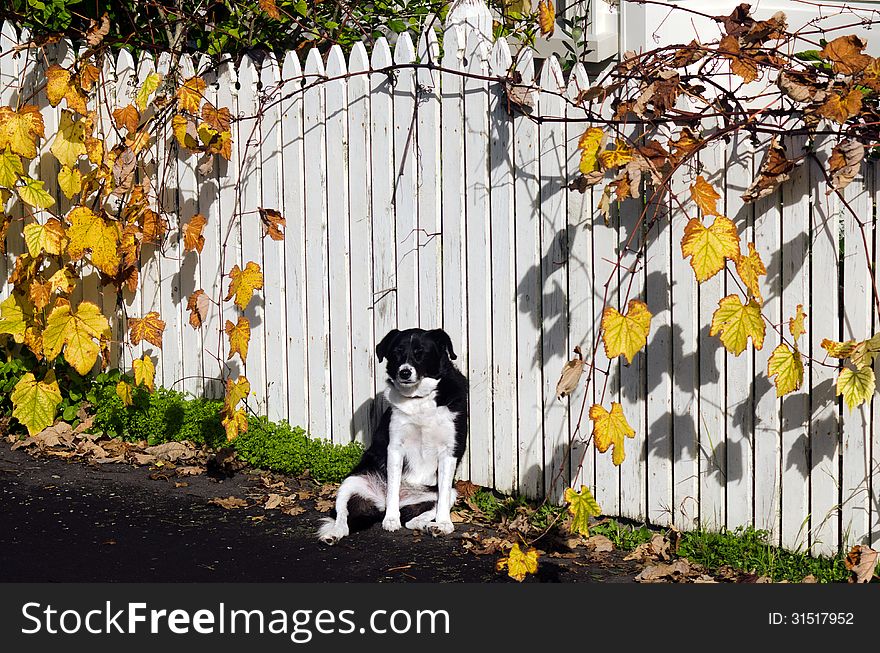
1,16,879,557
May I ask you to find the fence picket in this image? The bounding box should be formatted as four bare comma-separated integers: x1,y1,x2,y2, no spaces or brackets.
260,55,287,421
347,42,375,445
780,134,811,550
809,133,840,556
512,49,542,497
489,37,516,494
841,159,873,547
565,64,593,495
326,45,353,444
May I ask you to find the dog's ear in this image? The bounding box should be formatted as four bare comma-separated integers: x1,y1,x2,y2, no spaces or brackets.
428,329,457,360
376,329,400,362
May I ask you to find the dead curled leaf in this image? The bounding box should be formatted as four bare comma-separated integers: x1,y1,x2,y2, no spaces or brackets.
586,534,614,553
844,545,878,583
144,441,197,462
742,137,796,203
827,139,864,193
555,345,585,400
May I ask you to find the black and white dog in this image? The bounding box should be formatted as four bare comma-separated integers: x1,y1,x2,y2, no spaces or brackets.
318,328,468,544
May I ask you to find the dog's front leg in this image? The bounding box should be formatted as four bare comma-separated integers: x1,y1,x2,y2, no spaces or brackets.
382,445,403,531
428,453,458,536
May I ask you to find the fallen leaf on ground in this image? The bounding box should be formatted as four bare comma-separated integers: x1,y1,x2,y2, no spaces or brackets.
635,558,698,582
586,534,614,552
624,533,672,562
454,479,480,500
144,441,197,462
315,498,335,513
281,505,305,516
209,496,248,509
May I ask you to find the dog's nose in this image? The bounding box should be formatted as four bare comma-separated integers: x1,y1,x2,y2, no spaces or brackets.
399,367,412,380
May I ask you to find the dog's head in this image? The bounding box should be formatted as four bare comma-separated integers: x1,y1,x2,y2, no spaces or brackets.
376,328,457,392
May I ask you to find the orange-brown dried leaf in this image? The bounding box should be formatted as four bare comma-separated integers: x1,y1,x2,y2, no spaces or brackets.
86,13,110,47
742,138,795,203
187,290,211,329
128,311,165,349
817,88,863,124
259,0,282,20
258,208,285,241
202,104,231,133
820,35,872,75
112,104,140,133
183,214,207,253
690,175,722,216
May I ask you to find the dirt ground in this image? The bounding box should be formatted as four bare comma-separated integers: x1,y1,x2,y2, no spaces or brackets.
0,441,645,583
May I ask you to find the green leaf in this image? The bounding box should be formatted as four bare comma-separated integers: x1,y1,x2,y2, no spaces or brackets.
564,485,601,536
18,176,56,209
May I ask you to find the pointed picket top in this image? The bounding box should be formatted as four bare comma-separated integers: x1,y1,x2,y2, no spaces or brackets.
0,21,19,54
260,52,281,92
370,36,393,70
178,53,195,82
349,40,369,75
238,53,259,94
446,0,492,43
489,35,512,76
441,25,463,70
192,52,209,79
282,49,303,86
326,44,347,77
464,27,489,70
304,46,326,78
513,44,535,85
156,50,172,77
417,13,441,64
393,30,416,64
136,49,156,77
538,55,566,95
566,62,590,101
116,47,136,76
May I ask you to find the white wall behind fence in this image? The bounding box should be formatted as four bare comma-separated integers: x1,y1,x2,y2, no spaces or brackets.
1,17,878,556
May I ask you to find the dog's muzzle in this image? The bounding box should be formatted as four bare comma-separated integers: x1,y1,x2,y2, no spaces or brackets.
396,364,417,385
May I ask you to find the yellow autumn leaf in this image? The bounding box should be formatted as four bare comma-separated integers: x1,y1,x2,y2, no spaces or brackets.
177,76,207,113
11,371,62,435
46,64,72,107
57,165,82,198
172,114,200,149
850,334,880,370
0,105,45,159
133,354,156,392
767,343,804,397
42,301,110,374
128,311,166,349
578,127,604,174
0,148,23,187
23,218,67,257
589,402,635,466
837,366,875,411
135,72,163,111
224,261,264,310
709,294,765,356
50,109,87,168
48,267,76,295
0,292,32,343
222,407,249,441
734,242,766,303
690,175,722,216
680,215,740,283
537,0,555,37
495,543,540,582
601,299,652,365
598,139,633,169
116,380,133,406
821,338,857,359
225,316,251,363
564,485,601,537
225,375,251,411
17,177,55,209
789,304,806,344
66,206,121,275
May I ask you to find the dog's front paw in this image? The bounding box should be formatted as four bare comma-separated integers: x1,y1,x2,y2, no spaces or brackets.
427,520,454,537
382,515,402,531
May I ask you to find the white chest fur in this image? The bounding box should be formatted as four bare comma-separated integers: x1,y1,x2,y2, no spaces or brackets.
385,381,458,486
